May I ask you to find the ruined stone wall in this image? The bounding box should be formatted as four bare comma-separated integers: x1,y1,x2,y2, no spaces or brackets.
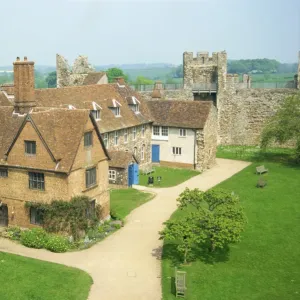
218,88,299,145
56,54,96,88
298,51,300,89
140,89,194,101
196,105,218,171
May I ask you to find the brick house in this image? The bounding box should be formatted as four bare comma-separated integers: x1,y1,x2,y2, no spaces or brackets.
0,57,110,228
147,100,217,171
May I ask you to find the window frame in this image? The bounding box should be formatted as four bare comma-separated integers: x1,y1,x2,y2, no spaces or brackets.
28,172,45,191
141,145,145,161
133,147,137,156
124,129,128,143
84,131,93,148
132,127,137,141
86,199,96,219
85,167,97,188
25,141,36,155
91,109,100,120
115,107,121,117
114,131,118,146
161,126,169,137
0,168,8,178
103,133,109,148
179,128,187,137
153,126,160,136
109,169,117,181
172,147,182,156
141,125,145,137
30,207,44,225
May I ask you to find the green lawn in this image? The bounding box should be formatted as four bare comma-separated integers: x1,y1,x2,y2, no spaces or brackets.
162,159,300,299
0,252,92,300
139,166,200,188
110,188,154,220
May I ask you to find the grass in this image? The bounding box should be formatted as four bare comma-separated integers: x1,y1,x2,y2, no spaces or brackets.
217,145,295,163
162,150,300,299
110,188,154,220
139,166,200,188
0,252,92,300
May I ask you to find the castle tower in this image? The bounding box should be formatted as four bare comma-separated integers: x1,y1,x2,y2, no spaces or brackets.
13,56,36,114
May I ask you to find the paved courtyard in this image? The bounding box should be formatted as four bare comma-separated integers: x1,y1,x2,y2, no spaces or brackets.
0,158,250,300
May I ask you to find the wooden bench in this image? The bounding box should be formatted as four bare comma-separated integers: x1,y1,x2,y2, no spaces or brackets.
143,166,155,175
256,165,268,175
175,269,187,298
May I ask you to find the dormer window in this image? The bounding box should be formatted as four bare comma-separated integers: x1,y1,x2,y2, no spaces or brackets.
126,96,140,114
25,141,36,155
91,102,102,120
108,99,122,117
92,110,101,120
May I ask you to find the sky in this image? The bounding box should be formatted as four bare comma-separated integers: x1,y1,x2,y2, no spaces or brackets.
1,0,300,66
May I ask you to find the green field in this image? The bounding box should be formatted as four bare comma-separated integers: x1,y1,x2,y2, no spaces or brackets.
110,188,154,219
162,150,300,299
124,67,175,82
0,252,92,300
139,166,200,188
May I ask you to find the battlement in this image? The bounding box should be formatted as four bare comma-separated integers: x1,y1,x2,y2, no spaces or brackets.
183,51,219,65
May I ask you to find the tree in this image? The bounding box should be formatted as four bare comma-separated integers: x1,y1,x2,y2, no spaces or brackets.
160,188,246,263
159,214,205,264
134,76,153,85
45,71,57,88
106,68,129,83
261,94,300,161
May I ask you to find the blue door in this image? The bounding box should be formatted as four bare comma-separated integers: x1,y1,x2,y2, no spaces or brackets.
128,163,139,186
152,145,160,162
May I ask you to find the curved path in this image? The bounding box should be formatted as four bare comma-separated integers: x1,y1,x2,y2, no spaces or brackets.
0,158,250,300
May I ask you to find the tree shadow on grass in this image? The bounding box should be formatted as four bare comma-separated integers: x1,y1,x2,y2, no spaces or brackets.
160,242,230,267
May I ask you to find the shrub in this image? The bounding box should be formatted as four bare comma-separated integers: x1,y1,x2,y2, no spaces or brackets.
45,235,69,253
20,228,48,249
7,226,22,240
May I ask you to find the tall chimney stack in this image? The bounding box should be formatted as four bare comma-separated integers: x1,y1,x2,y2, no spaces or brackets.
13,56,36,114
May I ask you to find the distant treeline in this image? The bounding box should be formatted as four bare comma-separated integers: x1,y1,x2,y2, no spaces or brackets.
227,59,297,74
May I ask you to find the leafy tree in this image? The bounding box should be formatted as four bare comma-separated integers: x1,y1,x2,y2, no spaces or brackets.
160,188,246,263
45,71,57,88
160,214,205,264
106,68,129,83
134,76,153,85
261,94,300,161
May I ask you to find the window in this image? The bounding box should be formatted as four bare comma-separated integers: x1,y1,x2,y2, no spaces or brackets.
130,104,139,113
25,141,36,155
141,145,145,161
30,207,44,225
172,147,182,155
153,126,160,136
109,169,117,180
133,147,137,156
86,200,96,219
141,125,145,137
132,127,137,140
86,167,97,188
161,126,169,136
114,131,118,146
29,172,45,190
103,133,109,148
91,110,100,120
0,168,8,178
124,129,128,143
179,128,187,137
84,132,93,147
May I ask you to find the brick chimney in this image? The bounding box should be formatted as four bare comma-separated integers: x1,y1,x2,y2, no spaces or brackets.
114,77,125,85
13,56,36,113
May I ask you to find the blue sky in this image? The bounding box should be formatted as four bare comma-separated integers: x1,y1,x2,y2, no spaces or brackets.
1,0,300,65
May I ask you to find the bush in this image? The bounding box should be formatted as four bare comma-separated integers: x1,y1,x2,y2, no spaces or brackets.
45,235,69,253
20,228,48,249
7,226,22,240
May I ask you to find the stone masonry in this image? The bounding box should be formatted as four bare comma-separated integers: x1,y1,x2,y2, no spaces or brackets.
56,54,96,88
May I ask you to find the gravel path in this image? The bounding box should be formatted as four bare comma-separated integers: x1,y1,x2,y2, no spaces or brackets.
0,158,250,300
